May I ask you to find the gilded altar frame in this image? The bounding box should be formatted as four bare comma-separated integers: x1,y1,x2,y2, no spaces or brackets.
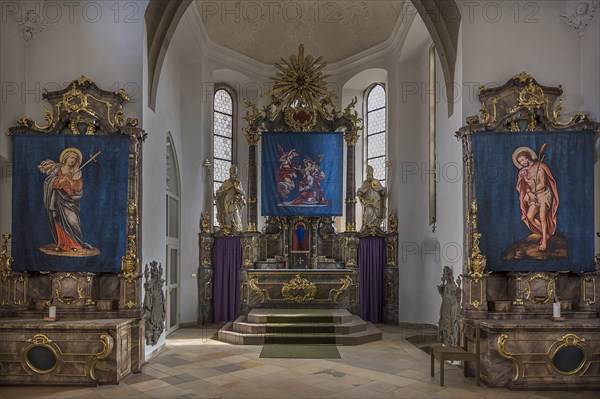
456,73,600,389
198,45,400,323
1,76,146,384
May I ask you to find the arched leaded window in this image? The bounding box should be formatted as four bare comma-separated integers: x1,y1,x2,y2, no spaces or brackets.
365,84,387,185
213,86,235,225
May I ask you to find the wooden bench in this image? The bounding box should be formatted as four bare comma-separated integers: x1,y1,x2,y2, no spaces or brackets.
430,325,480,386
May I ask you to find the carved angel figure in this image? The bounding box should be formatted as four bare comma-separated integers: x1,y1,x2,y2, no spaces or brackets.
14,10,57,42
560,2,599,35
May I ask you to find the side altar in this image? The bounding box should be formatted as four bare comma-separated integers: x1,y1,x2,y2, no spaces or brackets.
198,46,399,325
456,72,600,389
0,77,147,385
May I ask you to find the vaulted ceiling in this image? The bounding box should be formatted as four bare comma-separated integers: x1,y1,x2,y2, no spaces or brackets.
145,0,460,111
195,0,405,64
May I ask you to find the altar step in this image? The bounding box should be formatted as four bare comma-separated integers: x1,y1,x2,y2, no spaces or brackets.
218,309,382,345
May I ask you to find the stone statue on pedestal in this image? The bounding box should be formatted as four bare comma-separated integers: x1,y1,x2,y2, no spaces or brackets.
438,266,461,346
143,261,165,346
215,165,246,234
357,165,387,233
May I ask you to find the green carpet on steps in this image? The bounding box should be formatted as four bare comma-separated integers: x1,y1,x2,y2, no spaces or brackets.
259,344,341,358
266,309,334,323
264,309,336,344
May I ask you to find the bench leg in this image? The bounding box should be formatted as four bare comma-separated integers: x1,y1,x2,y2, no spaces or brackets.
439,356,444,386
430,352,434,378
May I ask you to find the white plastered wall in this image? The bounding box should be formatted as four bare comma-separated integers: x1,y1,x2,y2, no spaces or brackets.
456,0,600,263
0,0,146,238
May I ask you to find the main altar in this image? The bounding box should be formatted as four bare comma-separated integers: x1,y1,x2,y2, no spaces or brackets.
197,46,399,328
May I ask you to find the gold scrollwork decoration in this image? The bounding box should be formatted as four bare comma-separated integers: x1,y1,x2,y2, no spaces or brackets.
248,277,270,303
342,97,363,131
345,222,356,232
497,333,520,382
388,212,398,233
54,272,84,305
328,275,352,304
281,274,317,303
0,233,13,280
17,107,54,130
582,276,596,306
468,201,487,282
121,201,139,284
284,106,317,132
549,99,589,127
385,279,393,302
549,334,589,376
344,130,360,147
89,333,114,381
200,211,211,234
243,100,261,127
121,233,139,283
24,334,60,375
517,80,546,110
247,222,258,233
264,44,335,120
69,114,96,135
523,273,555,304
469,279,483,308
14,275,27,305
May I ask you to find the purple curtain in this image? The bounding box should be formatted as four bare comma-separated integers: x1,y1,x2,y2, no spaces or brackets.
359,236,386,323
213,236,241,322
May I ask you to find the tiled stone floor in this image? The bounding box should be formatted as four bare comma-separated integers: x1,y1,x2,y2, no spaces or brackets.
1,324,596,399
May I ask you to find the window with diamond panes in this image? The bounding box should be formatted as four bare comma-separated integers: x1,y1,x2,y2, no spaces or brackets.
366,84,387,184
213,88,234,226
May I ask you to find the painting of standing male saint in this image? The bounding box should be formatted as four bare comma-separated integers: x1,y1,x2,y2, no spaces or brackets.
11,135,130,273
472,131,595,272
262,132,343,217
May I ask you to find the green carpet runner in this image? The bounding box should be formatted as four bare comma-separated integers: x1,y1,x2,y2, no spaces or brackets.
263,309,337,345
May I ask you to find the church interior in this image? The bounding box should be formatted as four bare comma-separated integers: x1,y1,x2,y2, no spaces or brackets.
0,1,599,398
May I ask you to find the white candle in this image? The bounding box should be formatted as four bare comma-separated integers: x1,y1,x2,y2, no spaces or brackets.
552,302,561,318
49,306,57,318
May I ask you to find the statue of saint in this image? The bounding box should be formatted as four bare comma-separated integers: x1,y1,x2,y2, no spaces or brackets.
215,165,246,234
357,165,387,232
437,266,461,347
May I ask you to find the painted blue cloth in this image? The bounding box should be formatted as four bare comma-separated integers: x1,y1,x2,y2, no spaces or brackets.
472,131,595,272
11,135,129,273
261,132,343,216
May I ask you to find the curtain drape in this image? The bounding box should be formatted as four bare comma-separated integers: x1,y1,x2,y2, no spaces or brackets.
359,236,386,323
213,236,241,322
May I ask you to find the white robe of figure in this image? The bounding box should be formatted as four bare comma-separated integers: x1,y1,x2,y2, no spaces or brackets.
215,175,246,232
357,168,387,230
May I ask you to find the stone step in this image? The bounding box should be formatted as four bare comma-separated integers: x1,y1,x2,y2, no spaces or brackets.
232,315,368,335
218,310,382,346
247,308,353,324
